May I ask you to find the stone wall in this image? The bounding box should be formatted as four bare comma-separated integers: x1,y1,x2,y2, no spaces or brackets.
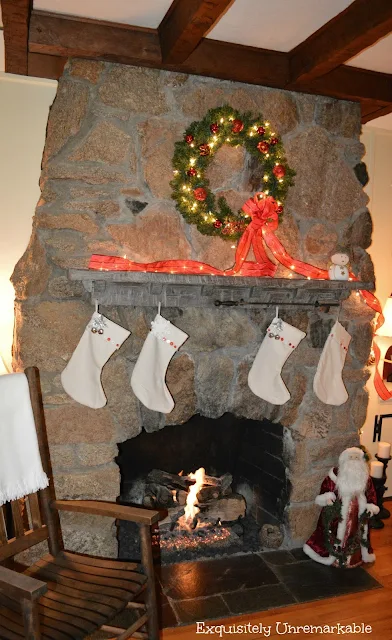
12,59,375,556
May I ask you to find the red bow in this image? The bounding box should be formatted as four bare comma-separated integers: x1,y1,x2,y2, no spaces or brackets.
241,193,279,231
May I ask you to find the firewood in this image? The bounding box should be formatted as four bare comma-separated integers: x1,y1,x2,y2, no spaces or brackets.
147,469,194,490
202,494,246,522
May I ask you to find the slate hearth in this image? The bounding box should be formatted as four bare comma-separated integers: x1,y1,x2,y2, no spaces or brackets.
92,550,380,633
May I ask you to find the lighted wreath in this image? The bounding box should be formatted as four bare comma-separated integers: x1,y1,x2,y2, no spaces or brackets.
171,105,295,241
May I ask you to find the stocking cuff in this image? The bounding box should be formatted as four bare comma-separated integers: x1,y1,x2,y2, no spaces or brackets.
330,321,351,352
89,312,130,349
266,318,306,349
150,314,188,350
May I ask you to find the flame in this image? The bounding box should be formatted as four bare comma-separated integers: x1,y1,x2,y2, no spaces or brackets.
184,467,205,524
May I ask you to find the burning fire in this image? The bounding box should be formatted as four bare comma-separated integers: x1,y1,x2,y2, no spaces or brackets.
184,467,205,525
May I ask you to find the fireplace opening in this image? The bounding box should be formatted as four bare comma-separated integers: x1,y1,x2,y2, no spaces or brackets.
116,413,289,563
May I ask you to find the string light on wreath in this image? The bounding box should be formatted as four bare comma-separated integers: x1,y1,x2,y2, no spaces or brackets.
171,105,295,240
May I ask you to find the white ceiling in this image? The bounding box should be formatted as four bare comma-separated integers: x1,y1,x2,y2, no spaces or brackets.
208,0,354,51
34,0,173,28
346,32,392,73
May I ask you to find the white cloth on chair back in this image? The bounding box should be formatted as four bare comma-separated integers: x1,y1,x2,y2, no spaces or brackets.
0,373,49,505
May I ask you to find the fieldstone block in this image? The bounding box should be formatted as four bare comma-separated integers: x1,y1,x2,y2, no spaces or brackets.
108,203,191,262
315,98,361,138
54,467,120,501
349,385,369,432
49,445,78,471
288,468,326,502
45,163,127,184
285,127,367,223
59,512,117,557
99,66,167,115
287,503,319,544
69,121,132,164
67,200,121,218
261,90,299,135
76,443,118,467
139,117,185,199
38,212,98,234
43,79,89,162
102,356,142,441
293,394,333,439
180,85,227,117
196,353,234,418
48,276,84,299
69,58,105,83
350,321,373,365
175,308,257,352
165,354,196,426
304,222,338,256
45,405,116,445
307,432,360,466
206,144,245,190
344,210,373,250
11,233,51,300
190,226,236,271
13,301,91,371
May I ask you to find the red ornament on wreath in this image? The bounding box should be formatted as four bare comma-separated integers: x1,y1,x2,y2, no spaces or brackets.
185,134,194,145
199,143,210,156
231,119,244,133
210,123,219,134
273,164,286,179
213,220,223,229
194,187,207,201
257,141,270,154
187,167,197,177
257,126,265,136
277,205,284,214
270,137,279,146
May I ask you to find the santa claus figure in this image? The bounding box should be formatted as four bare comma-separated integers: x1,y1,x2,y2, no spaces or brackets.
303,447,379,568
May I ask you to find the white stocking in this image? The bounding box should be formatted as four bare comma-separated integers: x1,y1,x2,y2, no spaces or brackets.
248,312,306,405
61,312,130,409
131,314,188,414
313,320,351,405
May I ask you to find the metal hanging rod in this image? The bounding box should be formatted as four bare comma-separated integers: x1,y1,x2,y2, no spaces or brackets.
214,299,340,308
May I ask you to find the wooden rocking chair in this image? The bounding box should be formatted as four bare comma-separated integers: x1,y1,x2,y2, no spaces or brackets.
0,367,160,640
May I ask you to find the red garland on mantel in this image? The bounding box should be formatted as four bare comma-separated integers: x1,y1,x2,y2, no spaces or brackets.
89,192,388,398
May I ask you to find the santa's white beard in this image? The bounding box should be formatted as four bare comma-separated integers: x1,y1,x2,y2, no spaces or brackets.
336,459,369,498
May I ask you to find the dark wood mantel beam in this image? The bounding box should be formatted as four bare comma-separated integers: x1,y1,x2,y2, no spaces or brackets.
1,0,32,75
289,0,392,86
158,0,234,64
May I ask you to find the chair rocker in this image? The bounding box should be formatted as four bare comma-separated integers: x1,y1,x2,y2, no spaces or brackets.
0,367,160,640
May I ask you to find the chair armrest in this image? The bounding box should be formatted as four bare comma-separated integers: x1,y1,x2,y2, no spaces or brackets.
52,500,160,525
0,565,47,601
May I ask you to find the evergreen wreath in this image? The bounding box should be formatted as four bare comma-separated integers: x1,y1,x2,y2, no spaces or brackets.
171,105,295,241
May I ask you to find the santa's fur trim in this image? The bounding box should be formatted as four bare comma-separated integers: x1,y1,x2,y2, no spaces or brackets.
328,468,337,482
315,491,336,507
365,502,380,516
303,543,335,566
361,524,376,563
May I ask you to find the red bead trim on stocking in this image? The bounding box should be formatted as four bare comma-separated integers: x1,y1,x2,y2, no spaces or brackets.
267,327,296,348
162,337,177,349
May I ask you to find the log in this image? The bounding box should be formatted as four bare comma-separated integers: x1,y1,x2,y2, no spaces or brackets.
202,494,246,523
146,469,194,490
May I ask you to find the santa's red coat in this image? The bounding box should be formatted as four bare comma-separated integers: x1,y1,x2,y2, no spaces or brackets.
303,468,378,568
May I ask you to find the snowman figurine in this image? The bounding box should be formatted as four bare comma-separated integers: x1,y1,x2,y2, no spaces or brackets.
328,252,350,281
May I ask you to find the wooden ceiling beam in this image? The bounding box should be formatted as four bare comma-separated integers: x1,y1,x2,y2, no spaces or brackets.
362,103,392,124
158,0,234,64
28,11,289,87
27,10,392,119
1,0,32,75
289,0,392,86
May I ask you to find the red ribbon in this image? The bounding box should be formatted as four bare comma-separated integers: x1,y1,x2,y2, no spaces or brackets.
89,192,389,399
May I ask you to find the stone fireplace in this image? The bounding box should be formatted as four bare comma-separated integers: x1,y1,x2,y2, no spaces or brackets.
12,58,375,562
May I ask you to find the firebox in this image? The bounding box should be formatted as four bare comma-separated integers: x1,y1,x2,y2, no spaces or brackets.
117,413,288,563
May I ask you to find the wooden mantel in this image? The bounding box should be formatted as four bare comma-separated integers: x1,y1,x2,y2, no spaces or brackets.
68,270,374,309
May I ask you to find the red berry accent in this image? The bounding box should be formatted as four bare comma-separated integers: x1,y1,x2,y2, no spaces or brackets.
173,345,177,349
213,220,223,229
187,167,197,177
170,341,174,345
107,337,111,341
281,337,284,341
116,343,119,347
185,134,194,144
270,137,279,145
257,126,265,136
163,337,166,341
277,205,284,214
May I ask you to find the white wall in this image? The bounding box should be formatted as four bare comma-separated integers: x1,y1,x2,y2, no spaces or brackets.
360,126,392,493
0,72,57,368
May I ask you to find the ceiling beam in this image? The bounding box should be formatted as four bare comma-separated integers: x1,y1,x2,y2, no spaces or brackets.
26,10,392,121
1,0,32,75
362,103,392,124
289,0,392,86
158,0,234,64
29,11,289,87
